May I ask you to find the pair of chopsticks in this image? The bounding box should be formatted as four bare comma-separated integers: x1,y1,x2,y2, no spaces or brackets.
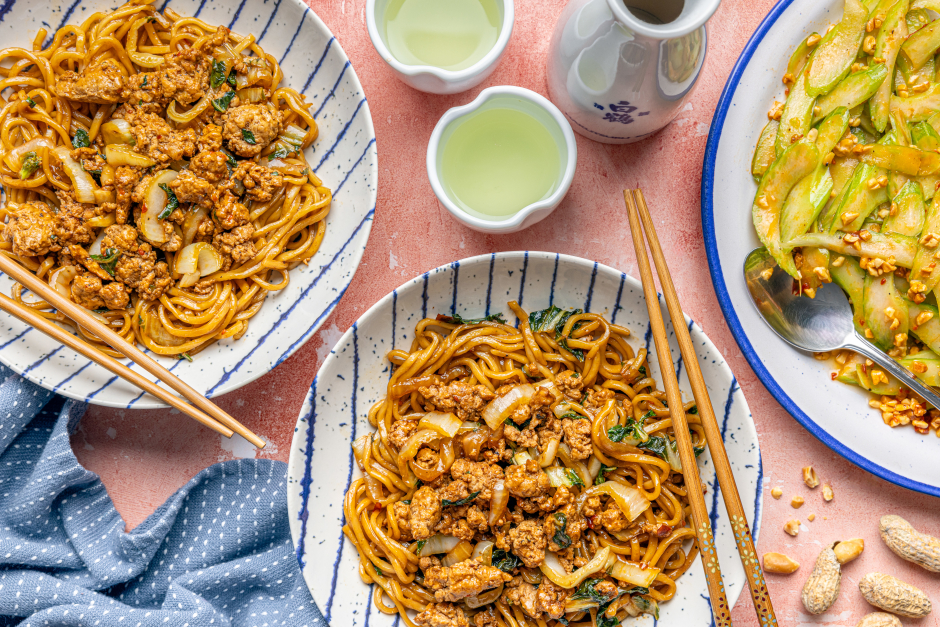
624,190,775,627
0,253,265,448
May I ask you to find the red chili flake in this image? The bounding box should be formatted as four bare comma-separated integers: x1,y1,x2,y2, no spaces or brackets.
656,524,672,538
859,318,866,325
862,365,868,373
802,282,810,291
915,427,929,434
881,278,887,284
831,372,838,380
373,503,382,512
586,516,596,530
137,246,147,256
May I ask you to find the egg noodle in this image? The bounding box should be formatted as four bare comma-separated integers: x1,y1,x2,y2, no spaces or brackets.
344,302,705,627
0,0,331,358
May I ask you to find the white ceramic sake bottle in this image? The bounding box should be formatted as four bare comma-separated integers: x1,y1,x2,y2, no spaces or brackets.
546,0,719,144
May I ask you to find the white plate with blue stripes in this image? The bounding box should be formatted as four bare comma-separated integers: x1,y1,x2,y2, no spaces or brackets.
287,252,763,627
702,0,940,497
0,0,377,408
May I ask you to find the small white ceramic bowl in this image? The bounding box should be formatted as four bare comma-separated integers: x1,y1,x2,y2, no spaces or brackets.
365,0,514,94
427,86,578,234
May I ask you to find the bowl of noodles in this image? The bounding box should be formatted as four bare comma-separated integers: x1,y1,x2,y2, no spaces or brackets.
287,252,762,627
0,0,377,407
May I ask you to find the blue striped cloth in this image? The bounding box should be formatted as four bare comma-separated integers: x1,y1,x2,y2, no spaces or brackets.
0,363,326,627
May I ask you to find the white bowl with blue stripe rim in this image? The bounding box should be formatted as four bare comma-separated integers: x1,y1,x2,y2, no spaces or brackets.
702,0,940,497
287,251,763,627
0,0,377,408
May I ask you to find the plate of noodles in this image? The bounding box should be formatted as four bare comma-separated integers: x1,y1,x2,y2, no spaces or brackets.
703,0,940,497
0,0,377,407
287,252,762,627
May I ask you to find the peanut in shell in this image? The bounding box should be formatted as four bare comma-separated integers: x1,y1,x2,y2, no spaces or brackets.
859,572,931,618
856,613,901,627
801,546,841,614
879,514,940,572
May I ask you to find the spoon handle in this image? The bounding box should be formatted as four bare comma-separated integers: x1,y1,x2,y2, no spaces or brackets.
844,333,940,409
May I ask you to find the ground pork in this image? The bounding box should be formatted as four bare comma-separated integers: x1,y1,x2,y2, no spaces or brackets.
232,161,283,201
554,370,583,400
212,223,256,267
424,560,511,602
388,419,419,451
507,519,547,568
198,124,224,152
504,460,550,499
502,577,538,616
53,191,95,246
409,486,441,540
420,381,496,422
561,417,592,460
414,603,469,627
213,189,249,230
3,202,58,256
535,579,569,619
222,103,282,157
583,388,615,413
56,59,126,104
449,459,503,503
116,107,197,163
391,501,412,541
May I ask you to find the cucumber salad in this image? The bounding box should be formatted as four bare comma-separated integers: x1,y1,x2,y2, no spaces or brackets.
751,0,940,433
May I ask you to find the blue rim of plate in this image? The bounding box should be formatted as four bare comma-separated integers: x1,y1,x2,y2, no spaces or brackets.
701,0,940,497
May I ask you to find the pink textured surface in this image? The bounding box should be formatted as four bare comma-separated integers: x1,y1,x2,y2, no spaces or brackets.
72,0,940,624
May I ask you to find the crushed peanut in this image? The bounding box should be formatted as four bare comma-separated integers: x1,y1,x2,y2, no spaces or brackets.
791,495,805,508
920,233,940,249
808,513,816,522
771,486,783,499
807,33,821,46
822,485,834,502
814,352,831,360
784,519,801,536
803,466,820,488
915,310,934,326
831,255,846,268
841,211,859,225
760,268,774,281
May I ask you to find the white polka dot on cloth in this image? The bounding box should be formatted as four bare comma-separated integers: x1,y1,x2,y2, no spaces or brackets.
0,363,324,627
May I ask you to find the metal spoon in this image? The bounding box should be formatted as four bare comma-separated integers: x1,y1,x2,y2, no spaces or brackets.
743,247,940,408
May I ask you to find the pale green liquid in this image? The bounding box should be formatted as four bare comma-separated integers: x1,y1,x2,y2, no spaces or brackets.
383,0,500,71
441,107,561,221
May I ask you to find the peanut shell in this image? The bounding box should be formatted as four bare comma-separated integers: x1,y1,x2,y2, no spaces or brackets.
859,572,931,618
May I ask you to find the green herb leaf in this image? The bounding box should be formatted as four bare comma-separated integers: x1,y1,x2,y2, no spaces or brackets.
72,129,90,149
638,366,647,376
491,549,521,573
694,445,706,457
637,435,670,460
241,128,257,145
222,149,237,170
141,75,148,87
555,618,569,626
227,69,237,88
595,464,617,485
440,491,480,508
606,419,648,444
436,312,508,325
504,418,532,430
551,512,572,549
90,247,121,276
177,353,193,362
415,539,426,553
210,59,227,88
212,90,236,112
18,151,40,180
643,409,657,419
559,411,586,421
571,579,616,604
25,96,36,107
374,564,383,577
688,405,698,414
157,183,179,219
633,597,658,620
566,468,584,487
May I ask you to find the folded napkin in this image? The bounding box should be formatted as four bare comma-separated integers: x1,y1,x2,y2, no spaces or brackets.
0,363,325,627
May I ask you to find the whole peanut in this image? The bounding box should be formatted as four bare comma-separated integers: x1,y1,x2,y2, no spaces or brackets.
879,515,940,572
802,546,841,614
856,613,901,627
859,572,931,618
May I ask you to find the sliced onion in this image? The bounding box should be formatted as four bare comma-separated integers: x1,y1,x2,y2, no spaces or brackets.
608,556,660,588
442,540,474,567
471,540,494,564
352,433,370,470
546,467,581,488
5,137,54,172
488,479,508,526
175,242,222,286
93,189,115,205
458,421,481,433
557,442,591,486
167,96,210,124
418,412,461,438
101,119,135,145
85,211,116,229
418,534,461,557
87,230,107,256
398,429,440,478
236,58,273,88
565,597,601,612
538,437,560,467
141,316,187,347
512,450,534,465
575,482,650,522
53,146,98,204
534,379,562,400
104,144,156,168
181,205,208,247
539,546,610,589
586,456,602,482
664,439,682,472
139,169,179,244
465,583,503,609
482,383,535,430
48,265,79,299
236,87,265,103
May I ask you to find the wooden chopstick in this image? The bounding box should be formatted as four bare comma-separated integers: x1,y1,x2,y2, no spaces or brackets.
0,291,234,438
622,190,734,627
630,189,778,626
0,254,265,448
